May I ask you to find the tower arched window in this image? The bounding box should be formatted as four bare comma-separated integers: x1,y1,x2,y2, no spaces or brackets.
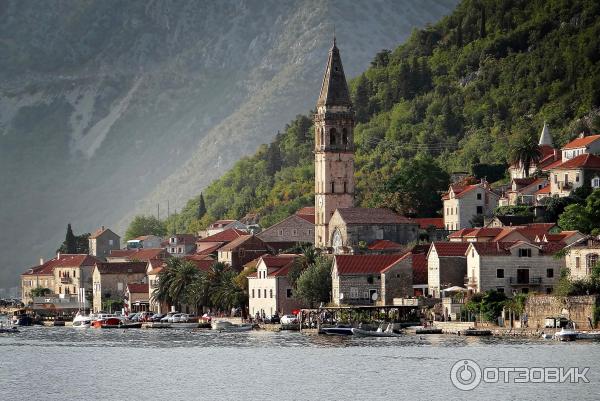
330,128,337,145
331,181,335,193
342,128,348,147
320,128,324,147
343,181,347,193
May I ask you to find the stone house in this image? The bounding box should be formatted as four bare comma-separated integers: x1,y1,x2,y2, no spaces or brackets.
548,153,600,197
125,283,149,313
51,254,99,298
413,217,448,242
331,254,413,306
247,254,303,318
146,259,167,313
21,258,55,305
91,261,147,313
427,242,470,298
327,208,419,253
564,237,600,280
500,177,549,207
217,235,271,271
165,234,197,257
465,241,565,295
257,208,315,251
88,226,120,258
443,179,500,231
561,134,600,161
126,235,163,249
205,220,248,237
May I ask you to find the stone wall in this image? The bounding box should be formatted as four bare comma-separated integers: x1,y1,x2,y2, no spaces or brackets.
524,295,599,329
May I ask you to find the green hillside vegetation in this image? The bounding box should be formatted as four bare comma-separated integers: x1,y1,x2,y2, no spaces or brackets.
161,0,600,234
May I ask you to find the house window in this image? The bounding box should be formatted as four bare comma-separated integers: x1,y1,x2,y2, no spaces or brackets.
108,239,114,246
576,174,580,183
496,287,504,293
592,177,600,188
575,257,581,269
587,254,599,270
518,248,532,257
263,289,267,298
350,287,359,299
496,269,504,278
477,193,482,200
117,282,123,291
270,289,273,298
286,288,293,298
564,174,568,184
547,268,554,278
251,289,255,298
292,229,298,237
476,206,483,214
278,229,283,236
554,174,558,184
257,289,261,298
546,287,553,294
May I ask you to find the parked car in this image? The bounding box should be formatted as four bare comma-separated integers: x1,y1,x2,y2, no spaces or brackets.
280,314,298,325
160,312,177,322
172,313,188,323
138,312,155,322
150,314,165,322
127,313,140,322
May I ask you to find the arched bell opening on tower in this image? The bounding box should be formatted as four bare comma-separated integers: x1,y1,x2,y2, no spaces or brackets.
329,128,337,146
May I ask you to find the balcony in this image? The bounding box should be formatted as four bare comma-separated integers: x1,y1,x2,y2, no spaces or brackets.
60,277,72,284
509,277,542,285
557,181,572,191
464,276,477,288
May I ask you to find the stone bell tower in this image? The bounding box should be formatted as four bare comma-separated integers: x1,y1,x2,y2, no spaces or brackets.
314,38,355,248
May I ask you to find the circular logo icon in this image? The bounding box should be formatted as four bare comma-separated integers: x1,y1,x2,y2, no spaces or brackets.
450,359,482,391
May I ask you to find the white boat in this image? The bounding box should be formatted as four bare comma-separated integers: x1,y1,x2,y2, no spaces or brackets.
72,312,91,328
576,331,600,339
351,324,401,338
211,320,253,332
554,327,578,341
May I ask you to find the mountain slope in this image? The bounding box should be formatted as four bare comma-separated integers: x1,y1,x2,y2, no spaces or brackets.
0,0,457,289
166,0,600,238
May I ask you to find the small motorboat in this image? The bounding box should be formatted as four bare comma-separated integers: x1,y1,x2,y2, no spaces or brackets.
321,326,354,336
351,324,401,337
100,321,142,329
72,312,91,328
554,327,578,342
462,328,492,336
0,316,19,333
211,320,253,332
415,327,442,334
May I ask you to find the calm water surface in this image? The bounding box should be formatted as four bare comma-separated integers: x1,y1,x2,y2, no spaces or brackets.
1,327,599,400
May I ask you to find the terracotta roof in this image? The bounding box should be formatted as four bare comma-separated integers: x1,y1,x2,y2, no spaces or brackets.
89,227,110,239
539,144,556,158
185,258,215,272
413,218,445,230
562,134,600,149
96,262,147,274
296,213,315,224
448,228,476,238
470,242,516,256
184,254,214,261
412,254,428,285
296,207,315,215
552,153,600,170
198,228,247,243
218,235,268,252
335,208,413,225
465,228,504,238
538,241,567,255
334,254,409,275
542,158,564,171
109,248,167,261
430,242,470,257
535,185,551,195
542,232,580,242
127,283,149,293
195,244,224,255
368,239,404,250
261,254,298,269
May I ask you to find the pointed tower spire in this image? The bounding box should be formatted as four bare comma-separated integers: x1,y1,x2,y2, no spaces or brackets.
538,121,553,146
317,38,352,108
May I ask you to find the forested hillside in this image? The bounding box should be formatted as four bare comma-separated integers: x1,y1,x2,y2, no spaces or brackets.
166,0,600,233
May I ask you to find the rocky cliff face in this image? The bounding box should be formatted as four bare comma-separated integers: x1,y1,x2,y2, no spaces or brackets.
0,0,456,288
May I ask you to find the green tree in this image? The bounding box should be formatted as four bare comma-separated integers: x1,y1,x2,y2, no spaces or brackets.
57,232,90,254
30,287,51,297
65,223,77,254
197,193,207,220
168,259,200,310
287,245,319,289
125,215,167,240
295,256,332,307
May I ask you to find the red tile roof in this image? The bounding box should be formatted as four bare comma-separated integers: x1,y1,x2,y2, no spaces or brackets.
465,228,504,238
89,227,109,239
296,213,316,224
562,134,600,149
430,242,470,257
413,217,445,230
186,258,215,272
412,254,428,285
448,228,476,238
261,254,298,269
195,243,224,255
552,153,600,170
109,248,167,261
127,283,149,293
535,185,551,195
368,239,404,250
334,254,409,275
336,208,413,224
218,235,269,252
470,242,516,256
296,207,315,215
198,228,247,243
96,262,147,274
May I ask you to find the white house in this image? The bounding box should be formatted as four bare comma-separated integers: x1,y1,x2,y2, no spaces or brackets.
443,179,500,231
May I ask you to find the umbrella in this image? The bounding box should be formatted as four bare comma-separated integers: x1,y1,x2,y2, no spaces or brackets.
442,286,468,293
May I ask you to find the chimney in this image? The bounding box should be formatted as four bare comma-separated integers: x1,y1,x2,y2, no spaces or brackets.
39,258,44,265
579,132,585,138
101,225,105,231
57,252,61,260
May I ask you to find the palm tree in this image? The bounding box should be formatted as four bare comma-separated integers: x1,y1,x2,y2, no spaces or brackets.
509,132,542,178
211,269,246,314
168,259,200,311
152,259,178,309
184,273,211,315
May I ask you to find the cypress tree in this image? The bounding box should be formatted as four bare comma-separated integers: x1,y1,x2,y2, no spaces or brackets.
197,193,207,220
65,223,77,254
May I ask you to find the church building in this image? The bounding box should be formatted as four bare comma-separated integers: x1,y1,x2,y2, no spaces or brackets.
313,39,418,252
